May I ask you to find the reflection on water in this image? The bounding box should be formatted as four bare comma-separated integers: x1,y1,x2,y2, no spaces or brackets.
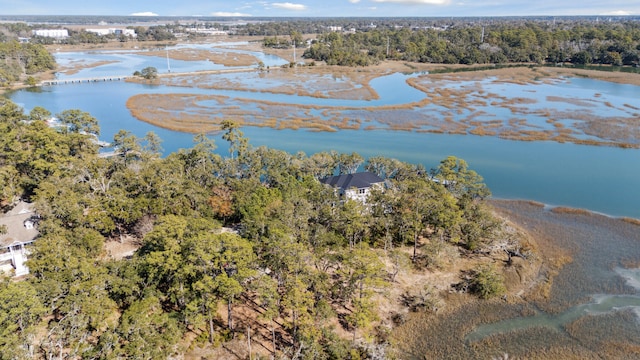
466,268,640,344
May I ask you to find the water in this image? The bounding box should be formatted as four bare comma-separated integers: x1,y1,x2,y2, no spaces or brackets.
466,268,640,343
4,49,640,220
5,46,640,356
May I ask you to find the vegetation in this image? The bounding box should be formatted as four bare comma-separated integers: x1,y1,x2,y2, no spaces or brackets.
301,21,640,67
0,41,55,87
0,98,524,358
134,66,158,80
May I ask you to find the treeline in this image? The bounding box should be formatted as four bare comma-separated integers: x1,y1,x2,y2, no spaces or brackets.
0,22,176,46
300,22,640,66
0,99,520,358
0,41,55,86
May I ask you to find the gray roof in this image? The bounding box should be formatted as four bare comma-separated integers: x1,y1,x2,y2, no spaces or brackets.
320,172,384,190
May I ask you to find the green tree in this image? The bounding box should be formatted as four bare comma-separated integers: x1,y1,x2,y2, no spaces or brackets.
113,296,183,358
0,279,46,359
221,119,249,161
340,245,386,342
431,155,490,202
29,106,51,122
139,66,158,80
56,109,100,135
472,264,506,299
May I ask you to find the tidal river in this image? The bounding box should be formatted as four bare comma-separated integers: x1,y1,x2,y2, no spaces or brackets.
5,45,640,357
5,46,640,219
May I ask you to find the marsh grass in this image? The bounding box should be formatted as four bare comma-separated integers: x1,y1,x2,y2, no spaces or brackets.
124,66,640,148
546,96,597,107
139,48,259,67
621,217,640,226
57,60,119,75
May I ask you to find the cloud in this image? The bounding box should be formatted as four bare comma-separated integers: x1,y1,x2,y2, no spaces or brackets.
601,10,632,15
371,0,450,4
212,12,253,16
130,12,158,16
349,0,361,3
271,2,307,10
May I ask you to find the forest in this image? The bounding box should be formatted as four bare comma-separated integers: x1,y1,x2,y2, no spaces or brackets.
269,20,640,67
0,40,55,87
0,98,530,359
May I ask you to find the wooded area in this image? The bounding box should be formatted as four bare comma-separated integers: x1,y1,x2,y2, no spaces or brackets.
0,41,55,87
262,20,640,67
0,99,529,359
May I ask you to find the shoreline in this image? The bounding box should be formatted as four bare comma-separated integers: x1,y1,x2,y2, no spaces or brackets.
393,197,640,358
489,197,640,223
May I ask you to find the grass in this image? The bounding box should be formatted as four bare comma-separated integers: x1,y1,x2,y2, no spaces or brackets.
550,207,594,216
621,217,640,226
123,65,640,149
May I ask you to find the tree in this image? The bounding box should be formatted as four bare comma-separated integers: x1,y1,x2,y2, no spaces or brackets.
471,264,506,299
571,50,592,65
221,119,249,161
139,66,158,80
113,296,183,358
431,156,490,202
143,131,163,156
56,109,100,135
337,152,364,175
29,106,51,122
112,129,141,163
197,232,256,333
208,184,234,221
0,279,46,359
340,244,386,342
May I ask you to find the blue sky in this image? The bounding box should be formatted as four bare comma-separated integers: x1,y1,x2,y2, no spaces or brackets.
1,0,638,17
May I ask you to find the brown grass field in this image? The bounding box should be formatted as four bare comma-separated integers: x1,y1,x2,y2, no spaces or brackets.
125,62,640,149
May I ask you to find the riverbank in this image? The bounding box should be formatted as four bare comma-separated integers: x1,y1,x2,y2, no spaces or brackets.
392,198,640,359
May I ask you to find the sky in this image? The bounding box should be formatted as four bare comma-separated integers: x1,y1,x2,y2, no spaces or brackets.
1,0,638,18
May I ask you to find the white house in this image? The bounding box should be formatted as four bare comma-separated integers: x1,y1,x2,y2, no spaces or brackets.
320,172,385,203
0,202,38,277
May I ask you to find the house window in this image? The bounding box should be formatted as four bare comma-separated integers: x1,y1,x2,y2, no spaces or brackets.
358,188,366,194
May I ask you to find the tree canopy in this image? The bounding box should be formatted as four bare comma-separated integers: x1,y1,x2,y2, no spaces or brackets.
0,104,519,359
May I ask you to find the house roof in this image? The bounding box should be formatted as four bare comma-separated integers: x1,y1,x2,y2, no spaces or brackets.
0,201,38,248
320,172,384,190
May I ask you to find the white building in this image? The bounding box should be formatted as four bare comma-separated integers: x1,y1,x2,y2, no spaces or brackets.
86,28,137,37
184,27,228,36
32,29,69,38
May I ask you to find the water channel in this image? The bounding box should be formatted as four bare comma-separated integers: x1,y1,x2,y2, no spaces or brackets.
6,44,640,218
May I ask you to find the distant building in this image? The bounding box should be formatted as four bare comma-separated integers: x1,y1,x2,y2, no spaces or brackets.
320,172,385,203
184,27,228,36
32,29,69,38
328,26,342,32
86,28,137,37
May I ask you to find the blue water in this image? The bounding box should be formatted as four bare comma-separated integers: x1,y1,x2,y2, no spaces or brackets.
5,49,640,218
